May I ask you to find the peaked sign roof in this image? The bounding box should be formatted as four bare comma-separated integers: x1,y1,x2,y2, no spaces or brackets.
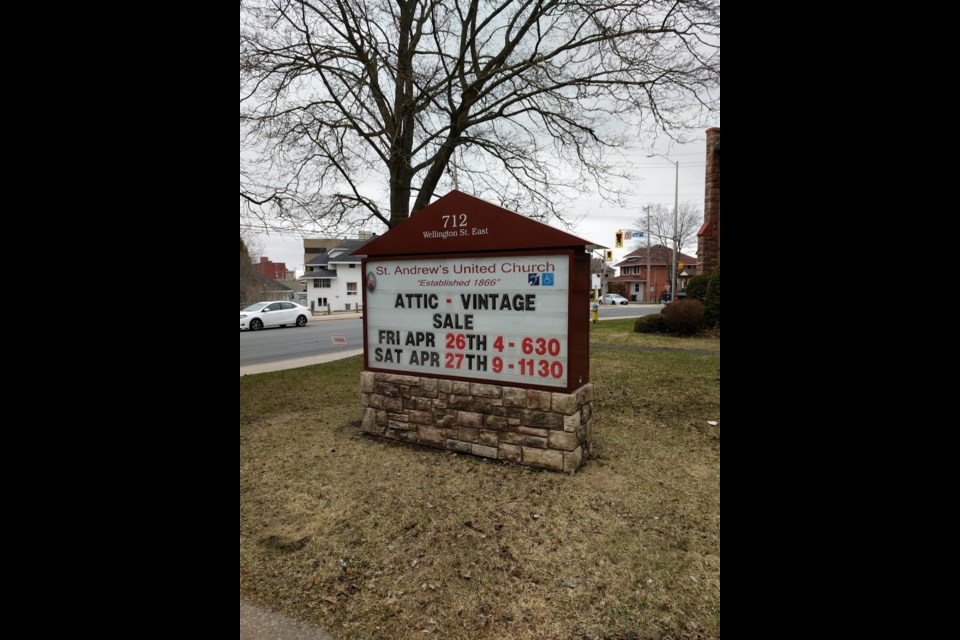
359,190,602,257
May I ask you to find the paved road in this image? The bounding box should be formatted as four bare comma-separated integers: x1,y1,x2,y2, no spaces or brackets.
240,304,662,375
240,318,363,366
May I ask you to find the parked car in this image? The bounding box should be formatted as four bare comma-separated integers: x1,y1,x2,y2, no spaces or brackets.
659,292,687,304
600,293,629,305
240,301,311,331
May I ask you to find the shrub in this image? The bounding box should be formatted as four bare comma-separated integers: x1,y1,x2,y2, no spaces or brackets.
704,267,720,327
662,299,705,335
634,313,666,333
685,275,710,302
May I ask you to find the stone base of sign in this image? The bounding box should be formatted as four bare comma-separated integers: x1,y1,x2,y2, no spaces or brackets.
360,372,592,473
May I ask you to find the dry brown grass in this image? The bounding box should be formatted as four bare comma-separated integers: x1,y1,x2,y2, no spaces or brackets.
240,339,720,640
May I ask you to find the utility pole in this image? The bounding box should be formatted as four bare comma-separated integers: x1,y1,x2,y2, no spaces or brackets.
671,159,679,300
647,153,680,301
645,205,651,302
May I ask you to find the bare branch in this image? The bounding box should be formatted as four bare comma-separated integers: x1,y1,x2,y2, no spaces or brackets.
241,0,719,232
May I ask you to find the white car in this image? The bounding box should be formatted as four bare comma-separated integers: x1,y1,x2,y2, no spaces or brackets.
599,293,629,305
240,301,311,331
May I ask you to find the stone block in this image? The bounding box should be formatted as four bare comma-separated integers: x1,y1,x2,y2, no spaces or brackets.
563,447,583,474
517,426,549,438
499,443,522,463
520,410,549,428
383,373,421,386
361,407,378,432
563,411,581,432
383,397,403,413
434,412,457,428
407,397,431,411
522,447,563,470
502,432,526,445
478,430,499,447
452,381,471,395
503,387,526,407
397,429,418,442
458,427,480,442
419,426,445,445
472,444,499,459
551,392,579,415
438,380,452,393
576,384,593,404
449,395,474,410
526,390,552,410
368,394,384,409
473,399,494,415
544,413,563,429
420,378,438,398
388,419,412,431
548,430,579,452
484,415,510,430
446,439,472,454
581,403,593,423
360,371,375,393
524,436,547,448
470,383,502,398
458,411,483,428
375,383,399,397
409,410,433,424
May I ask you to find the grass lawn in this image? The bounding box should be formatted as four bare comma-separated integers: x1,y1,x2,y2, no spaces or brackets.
240,327,720,639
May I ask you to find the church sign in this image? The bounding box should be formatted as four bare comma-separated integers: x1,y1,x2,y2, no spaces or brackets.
356,190,599,472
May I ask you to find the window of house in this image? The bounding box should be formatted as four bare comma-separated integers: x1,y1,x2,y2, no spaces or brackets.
349,264,356,268
347,282,358,295
317,297,328,307
313,278,331,288
634,284,640,292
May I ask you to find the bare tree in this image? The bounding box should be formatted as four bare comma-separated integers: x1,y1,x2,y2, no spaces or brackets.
633,202,702,253
240,235,269,305
241,0,720,232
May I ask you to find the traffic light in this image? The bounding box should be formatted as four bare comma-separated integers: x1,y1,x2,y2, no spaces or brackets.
604,249,613,261
615,231,623,248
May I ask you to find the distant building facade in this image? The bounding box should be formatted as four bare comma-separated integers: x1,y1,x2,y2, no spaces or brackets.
253,256,288,280
697,127,720,274
609,244,697,302
299,238,371,313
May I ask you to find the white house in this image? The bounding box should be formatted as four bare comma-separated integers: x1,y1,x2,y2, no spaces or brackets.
299,238,369,313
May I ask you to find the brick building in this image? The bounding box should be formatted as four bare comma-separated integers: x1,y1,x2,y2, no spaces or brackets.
608,244,697,302
697,127,720,274
252,256,288,280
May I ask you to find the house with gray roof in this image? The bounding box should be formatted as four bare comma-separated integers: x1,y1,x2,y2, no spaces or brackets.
298,238,372,313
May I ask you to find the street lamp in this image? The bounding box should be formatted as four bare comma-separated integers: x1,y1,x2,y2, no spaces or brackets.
647,153,679,302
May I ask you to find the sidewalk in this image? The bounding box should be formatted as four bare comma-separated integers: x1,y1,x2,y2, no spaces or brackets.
240,348,363,376
240,598,332,640
308,311,363,322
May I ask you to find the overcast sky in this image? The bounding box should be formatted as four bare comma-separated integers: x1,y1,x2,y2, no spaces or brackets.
249,136,713,277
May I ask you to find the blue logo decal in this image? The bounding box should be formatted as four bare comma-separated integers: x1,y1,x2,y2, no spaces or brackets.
542,273,555,286
528,274,540,286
